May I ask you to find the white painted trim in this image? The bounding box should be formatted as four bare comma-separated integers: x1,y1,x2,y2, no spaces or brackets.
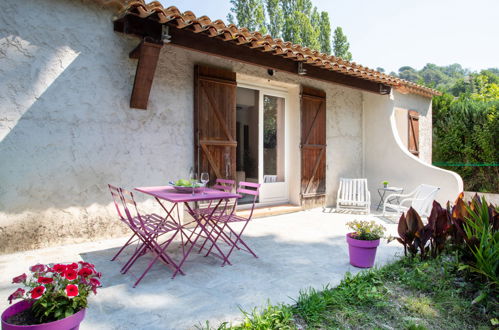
238,81,289,97
236,78,291,204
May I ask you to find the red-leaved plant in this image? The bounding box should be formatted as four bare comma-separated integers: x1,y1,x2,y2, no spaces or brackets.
7,262,101,324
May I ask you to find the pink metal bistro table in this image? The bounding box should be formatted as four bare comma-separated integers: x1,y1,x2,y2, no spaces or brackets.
134,186,241,278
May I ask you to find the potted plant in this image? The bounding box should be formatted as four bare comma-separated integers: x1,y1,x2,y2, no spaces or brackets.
382,181,389,188
2,262,101,329
346,220,386,268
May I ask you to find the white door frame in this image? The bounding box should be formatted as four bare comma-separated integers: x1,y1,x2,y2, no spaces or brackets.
237,82,290,204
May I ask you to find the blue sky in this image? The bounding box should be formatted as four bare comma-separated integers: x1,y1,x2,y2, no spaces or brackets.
161,0,498,73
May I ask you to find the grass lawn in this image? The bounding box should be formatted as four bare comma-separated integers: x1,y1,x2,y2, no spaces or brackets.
201,254,498,329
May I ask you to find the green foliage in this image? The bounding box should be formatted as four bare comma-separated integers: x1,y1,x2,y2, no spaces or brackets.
393,194,498,293
228,0,349,56
433,91,499,192
199,302,296,329
462,197,499,288
201,254,497,329
332,26,352,60
227,0,267,34
264,0,283,39
238,303,295,329
294,271,388,327
317,11,331,54
395,63,470,92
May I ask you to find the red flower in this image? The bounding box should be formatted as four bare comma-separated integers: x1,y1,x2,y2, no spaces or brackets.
66,263,78,270
37,276,53,284
30,264,46,273
78,267,93,277
12,273,27,284
30,286,46,299
52,264,66,274
64,269,78,281
78,261,95,269
65,284,79,298
8,288,25,304
89,278,101,286
89,278,101,294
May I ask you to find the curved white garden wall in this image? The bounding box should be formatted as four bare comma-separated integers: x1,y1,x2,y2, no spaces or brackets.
363,91,463,206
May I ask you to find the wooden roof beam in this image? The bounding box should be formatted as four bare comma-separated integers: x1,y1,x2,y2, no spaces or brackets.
129,40,163,109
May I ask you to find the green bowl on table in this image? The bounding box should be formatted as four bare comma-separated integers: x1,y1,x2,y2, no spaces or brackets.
170,179,204,193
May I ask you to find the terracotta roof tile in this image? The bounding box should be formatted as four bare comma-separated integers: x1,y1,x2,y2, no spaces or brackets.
115,0,440,97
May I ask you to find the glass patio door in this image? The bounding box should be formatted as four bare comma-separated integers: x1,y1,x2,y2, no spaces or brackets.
258,91,288,203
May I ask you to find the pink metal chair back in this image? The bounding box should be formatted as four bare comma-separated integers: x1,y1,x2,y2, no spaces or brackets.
212,178,235,192
119,188,149,233
236,181,260,218
109,184,143,263
196,178,236,215
108,184,126,221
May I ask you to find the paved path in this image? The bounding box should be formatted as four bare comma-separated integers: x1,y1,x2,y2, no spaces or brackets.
0,209,403,329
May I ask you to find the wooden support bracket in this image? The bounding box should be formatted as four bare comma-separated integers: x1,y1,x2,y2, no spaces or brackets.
129,40,163,109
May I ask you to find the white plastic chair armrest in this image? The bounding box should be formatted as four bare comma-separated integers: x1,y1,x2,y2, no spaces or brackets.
385,189,417,200
400,196,429,206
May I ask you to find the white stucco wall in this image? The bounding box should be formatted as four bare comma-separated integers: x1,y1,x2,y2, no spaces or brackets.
0,0,365,252
363,91,463,206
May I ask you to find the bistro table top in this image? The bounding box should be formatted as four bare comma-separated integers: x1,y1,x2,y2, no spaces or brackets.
135,186,240,203
377,186,403,192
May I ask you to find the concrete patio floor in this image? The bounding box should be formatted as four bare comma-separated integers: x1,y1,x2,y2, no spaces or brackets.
0,208,403,329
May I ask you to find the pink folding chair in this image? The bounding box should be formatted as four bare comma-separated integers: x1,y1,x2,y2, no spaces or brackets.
189,179,237,252
108,184,140,262
194,178,235,216
108,184,164,263
119,188,184,287
206,181,260,265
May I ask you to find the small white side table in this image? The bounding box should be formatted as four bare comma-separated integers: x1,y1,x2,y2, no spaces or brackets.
376,187,404,211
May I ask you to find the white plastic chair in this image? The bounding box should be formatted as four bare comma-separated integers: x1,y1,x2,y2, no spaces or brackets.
336,178,371,214
382,184,440,217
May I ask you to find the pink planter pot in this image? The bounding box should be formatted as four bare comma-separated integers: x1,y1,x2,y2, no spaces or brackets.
1,301,85,330
346,233,380,268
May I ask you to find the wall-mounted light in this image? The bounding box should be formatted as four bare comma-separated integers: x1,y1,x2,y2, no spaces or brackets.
379,84,391,95
162,25,171,43
298,62,307,75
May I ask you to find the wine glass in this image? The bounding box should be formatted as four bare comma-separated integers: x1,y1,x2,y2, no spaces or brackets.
200,172,209,194
189,172,198,195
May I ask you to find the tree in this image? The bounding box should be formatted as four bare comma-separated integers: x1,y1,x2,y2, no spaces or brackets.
227,0,267,34
317,12,331,54
228,0,347,56
398,66,421,83
264,0,283,39
332,27,352,60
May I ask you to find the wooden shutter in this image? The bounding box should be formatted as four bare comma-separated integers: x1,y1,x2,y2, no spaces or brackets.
194,65,237,182
408,110,419,157
300,87,326,206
